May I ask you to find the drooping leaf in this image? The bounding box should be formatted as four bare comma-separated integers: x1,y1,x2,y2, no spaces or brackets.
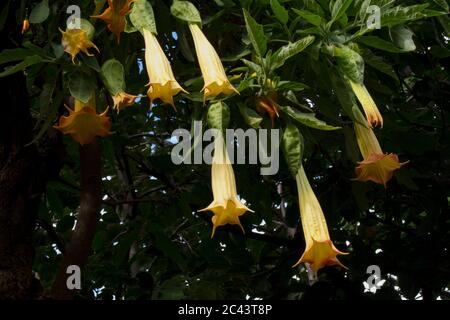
282,123,303,176
101,59,126,96
170,0,202,25
281,106,341,131
68,71,96,103
270,0,289,25
243,9,267,57
29,0,49,24
207,100,230,131
130,0,157,34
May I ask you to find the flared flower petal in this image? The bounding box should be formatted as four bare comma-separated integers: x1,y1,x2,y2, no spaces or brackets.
60,28,99,63
92,0,134,42
293,166,347,275
143,28,187,108
188,23,238,102
350,80,383,128
199,131,253,237
354,122,407,186
112,91,137,112
54,99,111,145
355,153,407,187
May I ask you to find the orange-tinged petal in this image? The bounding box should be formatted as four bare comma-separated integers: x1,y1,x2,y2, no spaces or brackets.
294,166,347,275
60,28,99,63
188,23,238,102
355,153,408,187
293,239,347,274
112,91,137,112
198,131,253,237
350,80,383,128
54,105,111,145
21,19,30,34
143,29,187,108
92,0,134,42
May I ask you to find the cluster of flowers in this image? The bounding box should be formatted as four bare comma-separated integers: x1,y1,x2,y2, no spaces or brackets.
53,0,407,275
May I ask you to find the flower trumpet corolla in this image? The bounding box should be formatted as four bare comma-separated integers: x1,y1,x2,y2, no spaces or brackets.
293,165,347,275
21,19,30,34
199,131,253,237
188,23,238,102
60,28,99,63
143,28,187,108
112,91,137,112
349,80,383,128
354,122,407,186
92,0,134,42
54,97,111,145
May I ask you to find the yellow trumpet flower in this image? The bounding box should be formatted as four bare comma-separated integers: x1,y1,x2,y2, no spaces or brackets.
293,165,347,275
354,122,407,186
60,28,99,63
199,131,253,237
54,97,111,145
112,91,137,112
349,80,383,128
188,23,238,102
143,28,187,108
92,0,134,42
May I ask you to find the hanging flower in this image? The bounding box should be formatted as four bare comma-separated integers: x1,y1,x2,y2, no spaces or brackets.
91,0,134,42
349,80,383,128
188,23,238,102
293,165,347,275
255,96,279,126
143,28,187,108
21,19,30,34
199,131,253,237
54,97,111,145
60,28,99,63
354,122,407,186
112,91,137,112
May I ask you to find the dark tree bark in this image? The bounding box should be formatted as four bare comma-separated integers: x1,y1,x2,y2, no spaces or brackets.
51,140,102,300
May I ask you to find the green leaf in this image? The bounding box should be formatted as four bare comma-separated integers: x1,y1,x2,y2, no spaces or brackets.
432,0,449,12
292,9,323,27
207,101,230,130
360,48,399,81
130,0,157,34
0,48,33,65
29,0,49,24
0,55,43,78
390,26,416,52
330,0,353,25
238,103,263,128
243,9,267,57
281,106,341,131
358,35,406,53
68,71,96,103
277,81,308,92
334,46,365,84
270,35,315,70
270,0,289,25
282,123,303,176
170,0,202,25
101,59,126,96
381,4,431,27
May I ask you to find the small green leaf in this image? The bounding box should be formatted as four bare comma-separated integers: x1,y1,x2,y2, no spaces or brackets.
292,9,323,27
270,0,289,25
207,101,230,130
358,36,406,53
282,123,303,176
243,9,267,57
330,0,353,25
170,0,202,25
0,48,33,65
68,71,96,103
360,48,399,81
271,35,314,70
390,26,416,52
238,103,263,128
130,0,157,34
29,0,49,24
101,59,126,96
0,55,43,78
281,106,341,131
